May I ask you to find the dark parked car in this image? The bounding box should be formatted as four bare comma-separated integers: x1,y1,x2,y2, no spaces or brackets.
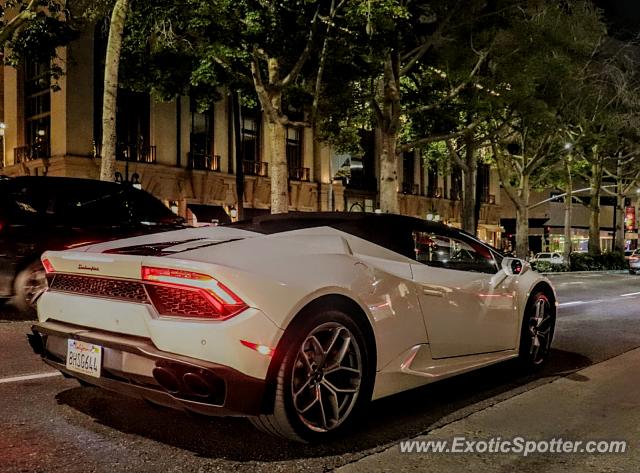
0,176,185,312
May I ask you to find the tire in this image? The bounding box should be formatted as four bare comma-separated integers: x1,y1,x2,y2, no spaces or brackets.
518,292,555,368
250,309,373,442
629,269,636,275
11,260,47,315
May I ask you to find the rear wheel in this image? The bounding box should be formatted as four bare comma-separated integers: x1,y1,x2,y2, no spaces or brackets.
519,292,555,368
629,269,636,275
250,309,373,442
11,261,46,315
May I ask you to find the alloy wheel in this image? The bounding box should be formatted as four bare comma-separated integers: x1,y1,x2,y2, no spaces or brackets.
290,322,363,432
528,297,553,365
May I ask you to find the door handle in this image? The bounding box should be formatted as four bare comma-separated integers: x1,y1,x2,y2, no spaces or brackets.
422,288,444,297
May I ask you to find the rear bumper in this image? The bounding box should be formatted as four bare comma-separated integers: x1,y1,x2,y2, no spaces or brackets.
30,320,267,417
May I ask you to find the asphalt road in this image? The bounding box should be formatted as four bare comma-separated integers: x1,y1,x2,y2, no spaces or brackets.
1,272,639,472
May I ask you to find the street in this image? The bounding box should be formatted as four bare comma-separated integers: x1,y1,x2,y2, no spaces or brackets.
1,272,639,472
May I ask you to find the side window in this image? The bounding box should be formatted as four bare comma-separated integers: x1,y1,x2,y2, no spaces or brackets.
412,230,497,274
55,188,131,226
6,185,49,224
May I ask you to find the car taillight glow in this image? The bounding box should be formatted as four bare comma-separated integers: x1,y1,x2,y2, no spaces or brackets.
141,266,247,320
41,258,55,273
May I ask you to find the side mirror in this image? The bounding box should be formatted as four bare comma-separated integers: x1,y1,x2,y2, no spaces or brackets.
502,257,529,276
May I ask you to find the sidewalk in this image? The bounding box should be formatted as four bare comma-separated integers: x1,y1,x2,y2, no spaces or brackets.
338,348,640,473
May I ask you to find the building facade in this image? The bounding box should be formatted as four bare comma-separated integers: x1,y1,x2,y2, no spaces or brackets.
0,28,503,243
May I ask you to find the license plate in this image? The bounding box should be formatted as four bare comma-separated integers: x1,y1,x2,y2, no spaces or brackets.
66,339,102,378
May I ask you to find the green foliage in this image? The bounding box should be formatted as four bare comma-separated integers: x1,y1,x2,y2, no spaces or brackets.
570,252,627,271
531,261,569,273
1,1,82,87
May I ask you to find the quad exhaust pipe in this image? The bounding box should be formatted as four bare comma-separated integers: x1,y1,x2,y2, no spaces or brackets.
152,362,224,403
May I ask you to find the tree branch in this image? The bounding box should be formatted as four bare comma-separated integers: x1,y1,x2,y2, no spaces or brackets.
400,5,457,76
278,6,320,88
492,140,521,209
446,139,468,171
399,119,483,152
406,48,490,115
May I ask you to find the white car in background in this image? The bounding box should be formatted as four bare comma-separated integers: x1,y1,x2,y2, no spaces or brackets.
531,252,565,265
28,213,557,442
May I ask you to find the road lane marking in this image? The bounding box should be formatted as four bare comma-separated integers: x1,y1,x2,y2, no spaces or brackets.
620,291,640,297
558,299,604,306
0,372,62,384
559,300,588,306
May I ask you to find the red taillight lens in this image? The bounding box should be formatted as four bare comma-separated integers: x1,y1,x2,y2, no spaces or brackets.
141,266,247,320
41,258,55,273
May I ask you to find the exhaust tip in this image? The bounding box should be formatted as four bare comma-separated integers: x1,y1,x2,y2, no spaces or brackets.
152,366,181,394
27,331,45,355
182,372,211,398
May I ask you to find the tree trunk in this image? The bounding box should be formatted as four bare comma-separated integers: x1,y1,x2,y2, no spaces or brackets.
515,174,530,259
268,119,288,214
99,0,129,182
515,204,529,259
588,161,603,254
563,162,573,262
379,128,399,214
461,137,477,233
614,191,625,253
231,91,244,220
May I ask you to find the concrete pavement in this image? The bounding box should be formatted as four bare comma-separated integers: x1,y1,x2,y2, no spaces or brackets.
338,346,640,473
2,272,640,472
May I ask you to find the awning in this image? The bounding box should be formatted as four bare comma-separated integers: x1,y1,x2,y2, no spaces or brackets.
241,207,270,220
187,204,231,225
478,223,504,233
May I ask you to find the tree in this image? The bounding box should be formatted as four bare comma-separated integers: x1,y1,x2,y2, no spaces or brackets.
99,0,129,182
118,0,347,213
563,37,640,253
1,0,78,82
489,1,605,257
361,1,493,214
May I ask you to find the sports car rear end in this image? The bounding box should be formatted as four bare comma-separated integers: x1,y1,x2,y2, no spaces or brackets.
29,245,283,417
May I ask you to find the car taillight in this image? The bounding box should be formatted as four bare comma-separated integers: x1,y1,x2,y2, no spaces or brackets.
141,266,247,320
631,256,639,262
41,258,55,273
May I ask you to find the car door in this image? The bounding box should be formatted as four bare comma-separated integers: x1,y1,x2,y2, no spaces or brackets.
410,226,518,358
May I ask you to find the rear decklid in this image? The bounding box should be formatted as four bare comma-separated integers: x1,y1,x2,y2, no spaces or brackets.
73,225,260,255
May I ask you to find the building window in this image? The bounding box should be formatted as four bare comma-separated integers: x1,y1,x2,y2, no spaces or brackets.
189,101,217,170
287,126,306,180
427,168,439,197
24,59,51,159
402,152,415,194
450,166,462,200
478,163,490,203
241,109,260,162
116,90,151,162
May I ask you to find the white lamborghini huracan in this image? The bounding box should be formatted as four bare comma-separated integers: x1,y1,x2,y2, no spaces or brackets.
29,213,556,442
